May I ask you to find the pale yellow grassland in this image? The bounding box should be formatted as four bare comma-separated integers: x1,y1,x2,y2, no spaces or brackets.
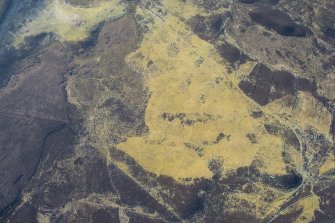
289,193,321,223
117,6,294,180
60,0,326,221
265,91,332,140
225,182,293,219
15,0,125,46
319,153,335,176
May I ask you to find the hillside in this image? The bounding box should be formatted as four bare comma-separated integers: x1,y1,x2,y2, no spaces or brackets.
0,0,334,222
